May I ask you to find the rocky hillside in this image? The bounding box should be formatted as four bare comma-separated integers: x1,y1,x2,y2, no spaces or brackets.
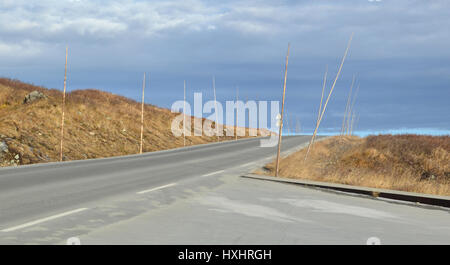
0,78,261,167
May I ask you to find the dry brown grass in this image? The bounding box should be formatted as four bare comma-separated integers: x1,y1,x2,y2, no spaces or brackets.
0,78,263,167
257,135,450,196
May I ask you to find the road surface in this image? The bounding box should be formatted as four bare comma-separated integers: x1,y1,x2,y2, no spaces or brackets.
0,135,449,244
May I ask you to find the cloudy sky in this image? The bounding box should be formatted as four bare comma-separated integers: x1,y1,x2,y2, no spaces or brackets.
1,0,449,134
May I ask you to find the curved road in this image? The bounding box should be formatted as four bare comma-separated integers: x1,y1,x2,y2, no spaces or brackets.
0,135,309,243
0,135,449,244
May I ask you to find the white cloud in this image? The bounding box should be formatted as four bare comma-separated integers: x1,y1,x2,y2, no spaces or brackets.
1,0,450,60
0,1,448,132
0,40,42,57
46,18,127,37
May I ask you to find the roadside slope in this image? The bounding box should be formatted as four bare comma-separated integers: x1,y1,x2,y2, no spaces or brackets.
257,135,450,196
0,78,259,167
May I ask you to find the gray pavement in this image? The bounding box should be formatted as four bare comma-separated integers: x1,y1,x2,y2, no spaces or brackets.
0,135,449,244
78,173,450,245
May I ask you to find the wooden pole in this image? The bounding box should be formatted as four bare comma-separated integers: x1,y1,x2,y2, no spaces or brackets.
305,33,353,161
347,84,359,135
59,46,68,162
316,65,327,130
139,73,145,154
183,80,186,146
275,43,290,177
350,110,356,136
341,74,355,136
213,76,219,142
346,81,355,136
245,95,249,135
255,94,259,136
235,86,238,141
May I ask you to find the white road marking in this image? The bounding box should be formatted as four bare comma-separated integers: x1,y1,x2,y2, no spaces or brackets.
136,183,177,194
1,208,88,232
202,170,225,177
240,162,255,168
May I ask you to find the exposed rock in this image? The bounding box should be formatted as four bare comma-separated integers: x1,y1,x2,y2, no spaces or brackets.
23,91,47,104
420,171,431,180
0,141,8,162
0,141,8,153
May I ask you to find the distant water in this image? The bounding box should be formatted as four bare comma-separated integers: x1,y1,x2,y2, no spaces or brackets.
281,128,450,137
351,128,450,137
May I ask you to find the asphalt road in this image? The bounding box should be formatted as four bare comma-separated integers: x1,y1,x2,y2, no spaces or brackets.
0,135,311,244
0,135,449,244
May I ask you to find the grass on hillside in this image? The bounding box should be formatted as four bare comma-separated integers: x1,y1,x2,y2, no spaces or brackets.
0,78,264,167
257,135,450,196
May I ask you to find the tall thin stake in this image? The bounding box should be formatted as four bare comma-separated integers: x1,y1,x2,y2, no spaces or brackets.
275,43,290,177
347,84,359,135
59,46,68,162
139,73,146,154
213,76,219,142
350,110,356,136
183,80,186,146
305,33,354,160
341,75,355,136
235,86,239,140
316,65,328,134
245,96,249,135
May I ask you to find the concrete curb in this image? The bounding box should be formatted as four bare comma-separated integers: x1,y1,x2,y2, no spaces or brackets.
242,173,450,208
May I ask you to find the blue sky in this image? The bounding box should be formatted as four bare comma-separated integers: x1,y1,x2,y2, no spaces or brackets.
1,0,449,134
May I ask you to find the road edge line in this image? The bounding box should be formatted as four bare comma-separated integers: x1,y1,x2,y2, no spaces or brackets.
136,183,177,195
203,170,225,177
1,208,88,232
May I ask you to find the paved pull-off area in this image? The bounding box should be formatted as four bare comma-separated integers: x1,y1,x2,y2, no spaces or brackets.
0,135,449,244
